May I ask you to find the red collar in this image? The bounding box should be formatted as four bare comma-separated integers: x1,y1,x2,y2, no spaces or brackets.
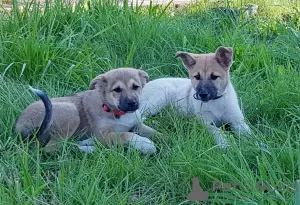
102,104,126,117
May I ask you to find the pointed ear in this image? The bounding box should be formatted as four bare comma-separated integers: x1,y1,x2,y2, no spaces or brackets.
89,74,107,90
138,70,149,87
175,51,196,68
215,47,233,69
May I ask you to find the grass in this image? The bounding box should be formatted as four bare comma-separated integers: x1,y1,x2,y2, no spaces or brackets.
0,0,300,204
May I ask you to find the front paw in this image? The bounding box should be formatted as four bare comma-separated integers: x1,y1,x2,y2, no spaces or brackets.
78,138,94,146
78,145,95,153
214,134,230,150
234,122,251,135
241,125,251,135
129,134,157,155
217,142,231,150
256,141,269,150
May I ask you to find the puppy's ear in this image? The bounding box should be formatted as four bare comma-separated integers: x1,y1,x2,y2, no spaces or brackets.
175,51,196,68
138,70,149,87
89,74,107,90
215,47,233,69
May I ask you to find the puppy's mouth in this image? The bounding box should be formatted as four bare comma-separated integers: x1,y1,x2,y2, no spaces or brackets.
193,92,224,102
118,97,140,112
117,106,138,113
193,92,211,102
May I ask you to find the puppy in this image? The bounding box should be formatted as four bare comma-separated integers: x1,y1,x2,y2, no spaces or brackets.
15,68,157,154
139,47,251,148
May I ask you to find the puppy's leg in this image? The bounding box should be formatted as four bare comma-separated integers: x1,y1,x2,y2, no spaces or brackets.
16,101,80,151
78,145,95,153
128,133,157,154
200,114,230,148
201,117,230,148
46,103,81,152
78,138,95,153
95,131,157,154
43,139,57,152
78,138,94,146
133,124,159,138
206,124,230,148
223,108,251,135
228,117,268,149
224,110,269,149
230,120,251,135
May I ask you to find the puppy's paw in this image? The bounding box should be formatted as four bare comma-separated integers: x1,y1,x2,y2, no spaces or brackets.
242,127,251,135
218,142,231,150
78,138,94,146
78,145,95,153
256,141,269,150
235,123,251,135
129,134,157,155
214,135,231,150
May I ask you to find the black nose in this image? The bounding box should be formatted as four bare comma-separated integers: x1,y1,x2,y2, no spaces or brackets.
199,92,208,99
127,99,137,107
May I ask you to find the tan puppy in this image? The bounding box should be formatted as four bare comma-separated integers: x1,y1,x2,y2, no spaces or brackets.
15,68,157,154
140,47,251,148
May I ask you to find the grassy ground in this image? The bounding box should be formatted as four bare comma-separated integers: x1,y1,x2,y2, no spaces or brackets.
0,0,300,204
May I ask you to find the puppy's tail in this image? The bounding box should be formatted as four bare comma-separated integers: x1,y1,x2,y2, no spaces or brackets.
28,86,53,146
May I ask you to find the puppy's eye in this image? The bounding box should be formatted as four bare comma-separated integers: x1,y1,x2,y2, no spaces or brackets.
194,74,201,80
132,84,139,90
211,74,220,80
112,87,122,93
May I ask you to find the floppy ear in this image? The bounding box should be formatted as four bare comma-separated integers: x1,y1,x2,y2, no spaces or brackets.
138,70,149,87
215,47,233,69
175,51,196,68
89,74,107,90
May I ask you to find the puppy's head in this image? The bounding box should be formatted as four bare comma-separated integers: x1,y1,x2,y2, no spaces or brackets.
176,46,233,102
89,68,149,112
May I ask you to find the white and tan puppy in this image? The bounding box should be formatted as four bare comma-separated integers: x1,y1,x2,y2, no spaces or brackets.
15,68,157,154
139,47,251,148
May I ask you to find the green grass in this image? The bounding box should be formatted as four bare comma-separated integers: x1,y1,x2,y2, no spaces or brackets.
0,0,300,204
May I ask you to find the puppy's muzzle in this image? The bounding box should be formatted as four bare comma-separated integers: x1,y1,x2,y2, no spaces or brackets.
193,91,209,102
119,98,139,112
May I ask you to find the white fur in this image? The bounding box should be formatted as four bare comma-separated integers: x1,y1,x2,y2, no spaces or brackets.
128,133,157,154
111,111,142,132
79,138,94,146
78,145,95,153
139,78,251,148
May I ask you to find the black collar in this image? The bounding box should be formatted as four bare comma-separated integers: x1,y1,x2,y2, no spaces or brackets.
193,93,224,101
212,95,223,100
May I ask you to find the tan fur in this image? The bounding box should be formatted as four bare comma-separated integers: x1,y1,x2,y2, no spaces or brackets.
176,47,233,99
15,68,158,154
